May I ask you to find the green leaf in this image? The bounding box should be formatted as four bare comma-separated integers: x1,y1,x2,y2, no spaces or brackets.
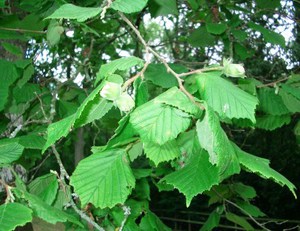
46,4,101,22
196,105,240,179
0,139,24,164
44,84,111,151
236,201,266,217
46,20,64,47
18,134,46,150
231,30,247,42
143,140,180,165
95,57,144,85
279,89,300,113
17,63,34,88
226,212,254,230
70,149,135,208
42,114,75,153
206,23,227,35
248,22,285,47
134,78,149,107
256,114,291,131
144,64,187,88
232,183,256,200
196,72,258,123
281,84,300,100
24,192,83,227
134,178,150,200
74,83,108,127
31,218,65,231
74,98,113,127
154,87,201,116
256,0,280,10
28,173,59,205
1,42,23,56
0,0,5,7
258,88,290,115
235,144,297,198
0,203,32,231
130,99,191,145
188,27,215,47
140,211,171,231
0,59,19,111
128,142,143,162
200,207,222,231
132,168,152,179
111,0,148,13
107,115,138,148
162,149,220,207
177,129,201,158
149,0,178,16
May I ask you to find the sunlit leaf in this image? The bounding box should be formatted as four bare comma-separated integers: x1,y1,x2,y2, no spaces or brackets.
70,149,135,208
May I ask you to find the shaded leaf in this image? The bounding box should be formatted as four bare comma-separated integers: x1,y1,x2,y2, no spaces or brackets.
28,173,58,205
0,59,19,111
43,114,75,153
226,212,254,230
0,139,24,164
188,27,215,47
235,144,297,198
236,201,266,217
200,207,223,231
144,64,187,88
140,211,171,231
258,88,289,115
248,22,285,47
256,114,291,131
24,192,82,227
206,23,227,35
279,89,300,113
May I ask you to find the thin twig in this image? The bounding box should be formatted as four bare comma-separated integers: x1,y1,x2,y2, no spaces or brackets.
35,92,49,122
0,26,46,34
0,179,15,203
119,205,131,231
51,145,69,180
213,189,271,231
119,12,202,107
256,77,289,88
119,13,225,110
122,58,150,90
177,66,223,77
51,145,105,231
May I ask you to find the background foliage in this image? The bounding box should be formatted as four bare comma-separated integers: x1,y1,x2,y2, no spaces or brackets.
0,0,300,230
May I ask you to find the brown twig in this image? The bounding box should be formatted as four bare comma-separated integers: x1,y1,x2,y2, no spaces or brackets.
0,179,14,203
119,13,223,110
50,145,105,231
122,50,151,90
256,77,289,88
0,26,46,34
119,13,199,105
